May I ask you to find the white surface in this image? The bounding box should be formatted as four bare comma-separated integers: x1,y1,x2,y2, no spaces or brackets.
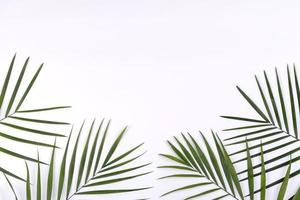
0,0,299,199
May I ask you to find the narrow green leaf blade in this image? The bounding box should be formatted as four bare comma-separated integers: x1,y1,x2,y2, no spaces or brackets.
200,132,226,189
224,127,276,141
105,143,144,167
66,121,84,198
157,165,196,172
236,86,269,122
3,173,18,200
158,173,202,179
102,126,127,167
174,136,199,171
294,65,300,139
25,162,31,200
246,140,254,200
95,163,151,180
161,182,212,197
17,106,71,113
93,120,110,175
256,75,274,123
185,188,220,200
76,120,94,189
0,130,56,148
47,140,56,200
0,54,15,110
229,135,289,156
0,122,65,137
0,146,46,164
275,68,289,133
277,159,291,200
15,64,43,111
212,132,235,196
9,116,69,125
100,152,146,173
287,66,298,138
85,171,152,187
37,153,41,200
167,140,190,166
260,142,266,200
187,133,218,183
76,187,152,195
264,71,282,128
223,124,270,131
216,135,244,200
181,133,209,178
0,167,25,182
85,119,104,182
236,139,296,166
221,116,266,123
5,57,29,116
160,153,188,165
57,128,73,200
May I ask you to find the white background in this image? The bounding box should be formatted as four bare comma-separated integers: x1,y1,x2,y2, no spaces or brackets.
0,0,300,199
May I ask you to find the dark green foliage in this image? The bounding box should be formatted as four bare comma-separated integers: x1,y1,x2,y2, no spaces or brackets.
0,55,70,180
25,119,152,199
222,67,300,195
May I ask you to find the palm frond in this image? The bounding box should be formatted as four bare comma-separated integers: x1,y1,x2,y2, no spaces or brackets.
221,66,300,189
0,55,70,180
159,132,299,200
25,119,152,199
158,131,244,200
244,141,294,200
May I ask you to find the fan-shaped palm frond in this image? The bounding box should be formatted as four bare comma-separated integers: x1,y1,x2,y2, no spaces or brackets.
159,133,298,200
221,66,300,189
0,55,70,180
158,131,244,200
24,119,152,200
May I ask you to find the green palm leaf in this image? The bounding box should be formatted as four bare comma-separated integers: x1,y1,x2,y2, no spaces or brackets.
245,141,294,199
25,162,31,200
159,131,244,200
25,119,151,199
0,55,70,180
160,132,299,199
221,67,300,191
246,141,254,200
3,173,18,200
260,142,266,200
277,159,291,200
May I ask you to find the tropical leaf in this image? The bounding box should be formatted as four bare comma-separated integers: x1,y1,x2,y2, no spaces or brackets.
244,141,294,200
158,131,244,200
0,55,70,180
159,132,299,200
221,66,300,190
25,119,152,199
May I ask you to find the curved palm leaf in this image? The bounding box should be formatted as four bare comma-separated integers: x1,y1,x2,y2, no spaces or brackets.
158,131,244,200
0,55,70,180
244,141,295,200
159,132,299,199
25,119,152,200
221,66,300,189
